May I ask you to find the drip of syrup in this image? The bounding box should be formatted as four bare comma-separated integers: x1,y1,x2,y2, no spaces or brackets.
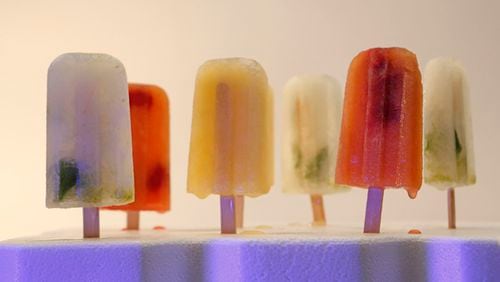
408,229,422,235
407,189,418,199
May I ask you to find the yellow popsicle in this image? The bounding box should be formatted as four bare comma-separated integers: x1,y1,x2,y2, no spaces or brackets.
187,58,273,199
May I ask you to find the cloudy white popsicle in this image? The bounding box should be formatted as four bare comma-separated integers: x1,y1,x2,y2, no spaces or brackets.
46,53,134,237
282,74,347,225
424,57,476,228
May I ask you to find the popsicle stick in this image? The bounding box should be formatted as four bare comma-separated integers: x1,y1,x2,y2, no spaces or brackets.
127,211,140,230
448,188,456,229
364,187,384,233
83,207,100,238
310,194,326,226
220,195,236,234
235,195,244,229
215,83,236,234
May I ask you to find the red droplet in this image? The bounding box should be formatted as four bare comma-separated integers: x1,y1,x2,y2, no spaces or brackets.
153,226,166,230
408,229,422,235
407,189,418,199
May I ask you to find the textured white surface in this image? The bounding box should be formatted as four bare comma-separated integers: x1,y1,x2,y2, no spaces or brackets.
46,53,134,208
1,225,499,282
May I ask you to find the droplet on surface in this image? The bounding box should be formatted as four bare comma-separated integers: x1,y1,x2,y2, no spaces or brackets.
240,230,265,235
408,229,422,235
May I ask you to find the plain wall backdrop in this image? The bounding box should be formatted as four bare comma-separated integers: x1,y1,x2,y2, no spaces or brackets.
0,0,499,240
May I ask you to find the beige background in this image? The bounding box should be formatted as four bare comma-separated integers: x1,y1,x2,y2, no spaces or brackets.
0,0,498,240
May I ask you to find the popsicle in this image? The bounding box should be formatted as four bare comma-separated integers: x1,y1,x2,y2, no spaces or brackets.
46,53,134,238
282,74,347,225
335,47,423,233
424,58,476,229
106,83,170,230
187,58,273,234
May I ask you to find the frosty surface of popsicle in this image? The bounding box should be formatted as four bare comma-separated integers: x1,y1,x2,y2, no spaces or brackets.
187,58,273,199
107,84,170,211
424,58,475,189
46,53,134,208
282,74,346,194
335,48,423,197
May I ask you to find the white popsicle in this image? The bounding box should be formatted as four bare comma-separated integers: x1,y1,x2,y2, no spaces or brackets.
46,53,135,208
282,74,347,194
424,58,476,189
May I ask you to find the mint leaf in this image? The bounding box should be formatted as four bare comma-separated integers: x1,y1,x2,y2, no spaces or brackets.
305,147,328,181
58,159,79,200
454,130,462,155
293,144,302,169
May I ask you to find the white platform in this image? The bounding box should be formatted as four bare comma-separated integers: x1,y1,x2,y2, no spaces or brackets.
1,224,499,282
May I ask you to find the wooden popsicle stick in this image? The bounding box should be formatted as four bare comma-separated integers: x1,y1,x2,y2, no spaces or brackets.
364,187,384,233
220,195,236,234
310,194,326,226
235,195,244,229
127,211,140,230
215,83,236,234
83,207,100,238
448,188,456,229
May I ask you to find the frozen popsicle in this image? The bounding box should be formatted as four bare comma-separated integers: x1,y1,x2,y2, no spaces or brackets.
423,57,475,229
335,47,423,233
46,53,134,238
187,58,273,234
282,74,347,225
106,83,170,230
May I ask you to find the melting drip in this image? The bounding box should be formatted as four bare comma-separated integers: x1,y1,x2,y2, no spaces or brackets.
407,189,418,199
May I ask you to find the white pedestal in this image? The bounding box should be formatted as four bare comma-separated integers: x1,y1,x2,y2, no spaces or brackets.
1,225,499,281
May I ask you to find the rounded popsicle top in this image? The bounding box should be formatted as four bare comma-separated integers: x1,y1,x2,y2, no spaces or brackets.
424,57,466,79
128,83,169,109
351,47,419,65
49,53,126,76
196,57,269,88
348,48,421,94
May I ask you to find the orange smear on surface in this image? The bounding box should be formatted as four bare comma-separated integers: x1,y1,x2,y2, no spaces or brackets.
408,229,422,234
121,227,139,231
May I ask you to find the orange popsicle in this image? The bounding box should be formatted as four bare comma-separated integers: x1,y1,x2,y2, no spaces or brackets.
335,47,422,232
108,83,170,213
